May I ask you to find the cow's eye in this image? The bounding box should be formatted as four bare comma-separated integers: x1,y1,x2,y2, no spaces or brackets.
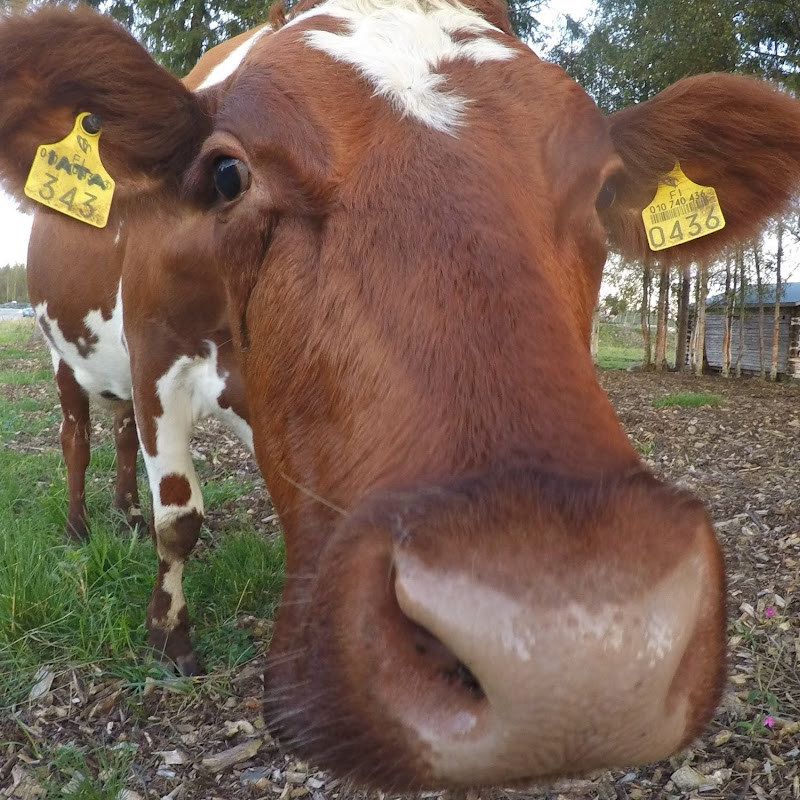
213,157,250,201
595,178,616,210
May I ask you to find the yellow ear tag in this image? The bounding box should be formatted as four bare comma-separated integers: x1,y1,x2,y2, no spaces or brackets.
24,112,115,228
641,163,725,251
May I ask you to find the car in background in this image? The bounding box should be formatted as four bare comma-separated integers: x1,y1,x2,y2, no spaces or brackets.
0,301,34,319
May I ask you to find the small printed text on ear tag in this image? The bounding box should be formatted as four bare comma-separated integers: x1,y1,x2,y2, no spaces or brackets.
24,112,115,228
642,163,725,251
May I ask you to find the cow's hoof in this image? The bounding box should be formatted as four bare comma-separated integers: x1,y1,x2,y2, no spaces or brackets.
125,508,149,535
65,519,89,542
147,629,202,677
175,653,201,677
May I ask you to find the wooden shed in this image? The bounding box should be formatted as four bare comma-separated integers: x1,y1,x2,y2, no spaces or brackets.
703,282,800,378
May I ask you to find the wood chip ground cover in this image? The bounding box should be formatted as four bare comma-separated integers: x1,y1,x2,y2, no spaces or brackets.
2,336,799,799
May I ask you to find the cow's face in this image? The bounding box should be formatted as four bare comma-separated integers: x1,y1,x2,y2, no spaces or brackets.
11,0,800,788
173,6,724,787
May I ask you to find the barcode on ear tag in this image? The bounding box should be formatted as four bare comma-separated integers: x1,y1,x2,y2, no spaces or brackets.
642,163,725,251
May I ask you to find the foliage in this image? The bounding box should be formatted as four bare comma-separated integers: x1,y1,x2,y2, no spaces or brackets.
547,0,740,112
736,0,800,90
547,0,800,112
0,263,28,303
505,0,545,42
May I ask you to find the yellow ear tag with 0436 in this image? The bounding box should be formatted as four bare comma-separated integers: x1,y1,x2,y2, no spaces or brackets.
642,163,725,251
24,112,115,228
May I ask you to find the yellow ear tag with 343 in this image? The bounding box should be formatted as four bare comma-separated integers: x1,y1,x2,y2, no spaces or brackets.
642,163,725,251
24,112,115,228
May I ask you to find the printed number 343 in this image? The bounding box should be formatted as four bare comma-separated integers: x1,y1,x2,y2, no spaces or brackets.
38,172,97,219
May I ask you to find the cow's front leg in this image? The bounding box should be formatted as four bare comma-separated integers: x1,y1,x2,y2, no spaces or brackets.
145,503,203,676
141,438,205,676
133,360,206,677
54,359,91,541
111,401,147,532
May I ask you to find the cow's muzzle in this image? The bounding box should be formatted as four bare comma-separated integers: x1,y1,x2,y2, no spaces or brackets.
264,465,726,790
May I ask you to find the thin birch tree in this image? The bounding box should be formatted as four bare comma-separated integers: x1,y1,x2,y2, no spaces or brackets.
654,264,670,371
641,265,652,369
692,262,708,376
770,221,783,380
753,239,765,378
675,268,691,371
721,254,732,378
735,246,746,377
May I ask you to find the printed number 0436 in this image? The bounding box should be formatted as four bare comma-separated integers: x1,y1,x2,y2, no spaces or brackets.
648,208,721,249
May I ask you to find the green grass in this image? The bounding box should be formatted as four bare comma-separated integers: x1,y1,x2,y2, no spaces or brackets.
595,322,679,371
0,317,35,345
0,366,53,384
652,392,723,408
596,343,644,370
41,742,137,800
0,320,285,722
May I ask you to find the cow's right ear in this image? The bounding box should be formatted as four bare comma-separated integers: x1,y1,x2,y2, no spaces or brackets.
0,5,210,203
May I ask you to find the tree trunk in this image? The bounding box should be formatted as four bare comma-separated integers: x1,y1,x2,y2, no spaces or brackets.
590,305,600,364
186,1,207,71
754,240,765,379
771,222,783,381
640,264,652,369
721,254,732,378
675,268,691,371
654,264,669,371
693,262,708,377
735,246,746,378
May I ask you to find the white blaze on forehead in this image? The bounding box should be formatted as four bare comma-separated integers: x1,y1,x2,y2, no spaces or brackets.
196,27,272,90
297,0,516,134
36,282,131,400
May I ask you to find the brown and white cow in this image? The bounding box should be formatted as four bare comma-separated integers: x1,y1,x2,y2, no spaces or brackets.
3,0,800,789
22,25,268,674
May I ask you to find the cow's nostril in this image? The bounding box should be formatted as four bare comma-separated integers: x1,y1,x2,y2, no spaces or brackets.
408,619,485,700
451,660,482,698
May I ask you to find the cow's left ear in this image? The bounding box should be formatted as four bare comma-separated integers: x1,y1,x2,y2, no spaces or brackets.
602,73,800,264
0,5,210,203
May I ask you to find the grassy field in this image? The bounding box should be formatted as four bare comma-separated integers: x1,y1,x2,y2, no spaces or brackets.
0,319,284,795
595,321,676,371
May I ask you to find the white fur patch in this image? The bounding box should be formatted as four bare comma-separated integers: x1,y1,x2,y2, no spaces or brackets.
197,26,272,90
298,0,516,134
143,341,253,532
37,283,131,401
158,559,187,628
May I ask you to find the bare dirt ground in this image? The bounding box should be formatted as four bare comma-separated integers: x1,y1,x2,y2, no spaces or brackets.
3,366,799,800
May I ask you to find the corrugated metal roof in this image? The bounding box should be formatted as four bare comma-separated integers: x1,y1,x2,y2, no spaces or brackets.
707,282,800,308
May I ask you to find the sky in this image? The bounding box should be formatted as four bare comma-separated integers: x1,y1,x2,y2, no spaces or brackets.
0,0,593,269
